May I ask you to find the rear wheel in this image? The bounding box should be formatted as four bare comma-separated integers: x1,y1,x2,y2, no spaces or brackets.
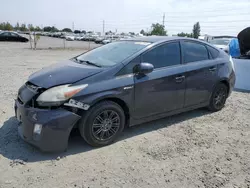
208,83,228,112
79,101,125,147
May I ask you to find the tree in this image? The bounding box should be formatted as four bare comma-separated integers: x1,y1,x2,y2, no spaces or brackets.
140,29,145,35
15,22,20,31
43,26,52,32
20,23,27,31
192,22,200,39
177,32,193,38
28,24,35,31
34,26,42,32
44,26,59,32
129,32,135,35
151,23,167,36
74,30,81,34
62,28,72,32
105,31,112,35
51,26,59,32
81,30,86,34
3,22,13,31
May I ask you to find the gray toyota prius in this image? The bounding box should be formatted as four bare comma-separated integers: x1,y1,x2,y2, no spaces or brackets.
15,36,235,152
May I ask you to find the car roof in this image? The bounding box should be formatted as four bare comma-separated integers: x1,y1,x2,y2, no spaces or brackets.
125,36,203,43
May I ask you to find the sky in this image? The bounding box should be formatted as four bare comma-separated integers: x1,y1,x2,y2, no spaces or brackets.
1,0,250,36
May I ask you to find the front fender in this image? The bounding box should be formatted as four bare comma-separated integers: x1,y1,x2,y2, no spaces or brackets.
73,88,134,112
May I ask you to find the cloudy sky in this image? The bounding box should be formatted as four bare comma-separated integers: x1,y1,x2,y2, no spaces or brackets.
1,0,250,36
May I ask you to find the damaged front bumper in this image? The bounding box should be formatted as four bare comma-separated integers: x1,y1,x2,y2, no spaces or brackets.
15,99,81,152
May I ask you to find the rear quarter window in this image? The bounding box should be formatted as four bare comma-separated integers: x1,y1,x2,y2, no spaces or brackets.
207,45,219,59
182,41,209,63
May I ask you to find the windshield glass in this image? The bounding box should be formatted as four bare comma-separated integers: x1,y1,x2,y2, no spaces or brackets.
210,39,231,45
75,41,151,67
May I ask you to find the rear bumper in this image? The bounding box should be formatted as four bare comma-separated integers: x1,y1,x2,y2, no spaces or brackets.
15,100,81,152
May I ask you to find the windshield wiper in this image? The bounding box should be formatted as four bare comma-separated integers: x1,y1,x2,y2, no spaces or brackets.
73,58,101,67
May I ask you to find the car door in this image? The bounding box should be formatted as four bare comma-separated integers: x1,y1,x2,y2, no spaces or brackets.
0,32,10,41
133,41,186,119
181,41,219,107
10,33,20,42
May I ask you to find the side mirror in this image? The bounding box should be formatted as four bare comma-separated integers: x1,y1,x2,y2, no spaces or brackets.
134,62,154,75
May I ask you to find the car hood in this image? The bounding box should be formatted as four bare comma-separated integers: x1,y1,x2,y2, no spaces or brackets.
28,60,103,88
237,27,250,55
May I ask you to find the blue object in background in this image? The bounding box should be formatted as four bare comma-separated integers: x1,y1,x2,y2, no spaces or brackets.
229,38,240,58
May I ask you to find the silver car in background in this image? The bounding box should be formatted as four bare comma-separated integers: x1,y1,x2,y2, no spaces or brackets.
209,38,232,53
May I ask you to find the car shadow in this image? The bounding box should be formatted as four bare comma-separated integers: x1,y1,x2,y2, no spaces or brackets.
0,108,210,163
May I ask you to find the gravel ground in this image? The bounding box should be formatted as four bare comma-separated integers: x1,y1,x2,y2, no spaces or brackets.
0,39,250,188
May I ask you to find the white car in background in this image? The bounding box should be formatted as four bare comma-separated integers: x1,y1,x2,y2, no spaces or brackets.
101,39,111,44
209,38,233,53
65,35,75,41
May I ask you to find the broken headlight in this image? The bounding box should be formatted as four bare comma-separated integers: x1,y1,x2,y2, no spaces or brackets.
36,84,88,106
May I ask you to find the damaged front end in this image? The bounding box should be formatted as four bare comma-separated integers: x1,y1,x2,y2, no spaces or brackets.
15,82,88,152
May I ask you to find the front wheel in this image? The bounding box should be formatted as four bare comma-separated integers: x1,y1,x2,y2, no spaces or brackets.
79,101,125,147
208,83,228,112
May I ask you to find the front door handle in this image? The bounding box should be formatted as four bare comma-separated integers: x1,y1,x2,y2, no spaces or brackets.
209,67,217,72
175,75,185,83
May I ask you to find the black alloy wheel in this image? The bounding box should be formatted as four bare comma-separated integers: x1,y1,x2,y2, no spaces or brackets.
79,101,125,147
208,83,228,112
92,110,120,141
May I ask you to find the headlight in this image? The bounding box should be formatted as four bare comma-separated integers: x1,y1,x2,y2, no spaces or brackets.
36,84,88,106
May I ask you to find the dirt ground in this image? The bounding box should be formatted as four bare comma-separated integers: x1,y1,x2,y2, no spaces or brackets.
0,39,250,188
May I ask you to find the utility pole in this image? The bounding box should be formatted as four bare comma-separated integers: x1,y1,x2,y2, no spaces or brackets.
162,13,165,35
103,20,105,36
162,13,165,27
72,22,74,32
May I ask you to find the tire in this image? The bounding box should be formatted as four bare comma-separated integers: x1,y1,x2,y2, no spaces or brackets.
208,83,228,112
79,101,125,147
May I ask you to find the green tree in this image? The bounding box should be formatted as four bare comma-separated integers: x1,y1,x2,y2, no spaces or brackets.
44,26,59,32
62,28,72,32
44,26,52,32
20,24,27,31
51,26,59,32
28,24,35,31
177,32,193,38
192,22,200,39
15,22,20,31
81,30,86,34
4,22,13,31
34,26,42,31
105,31,112,35
74,30,81,34
140,29,145,35
0,23,4,30
151,23,167,36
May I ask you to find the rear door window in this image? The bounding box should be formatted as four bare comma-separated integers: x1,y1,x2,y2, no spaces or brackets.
182,41,209,63
10,33,19,37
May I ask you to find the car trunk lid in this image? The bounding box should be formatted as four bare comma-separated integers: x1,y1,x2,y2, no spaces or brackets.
237,27,250,56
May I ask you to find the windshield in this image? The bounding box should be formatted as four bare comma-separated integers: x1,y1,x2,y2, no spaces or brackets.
210,39,231,45
75,41,151,67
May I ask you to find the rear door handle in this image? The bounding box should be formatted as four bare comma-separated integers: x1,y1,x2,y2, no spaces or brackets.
175,75,185,83
209,67,217,72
